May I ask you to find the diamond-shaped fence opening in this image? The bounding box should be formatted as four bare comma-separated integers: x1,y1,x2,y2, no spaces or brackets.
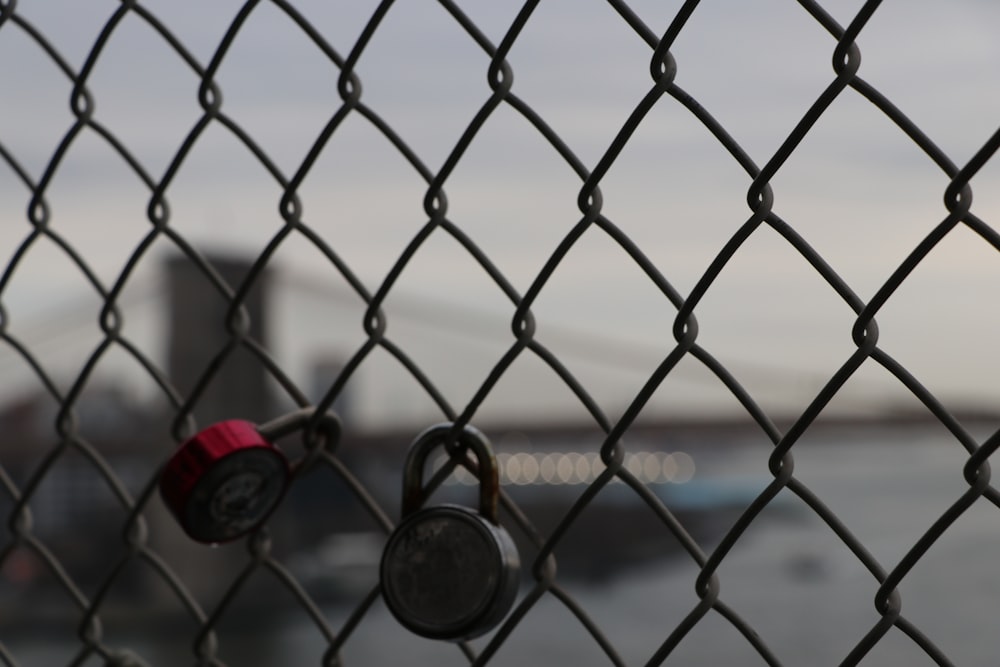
3,1,1000,665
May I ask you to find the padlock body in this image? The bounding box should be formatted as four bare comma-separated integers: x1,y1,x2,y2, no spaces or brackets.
380,504,520,641
159,420,289,544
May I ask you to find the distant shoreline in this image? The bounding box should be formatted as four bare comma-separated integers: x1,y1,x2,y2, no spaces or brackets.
353,407,1000,437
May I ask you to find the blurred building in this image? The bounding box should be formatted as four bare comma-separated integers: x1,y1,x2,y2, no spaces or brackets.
165,253,274,425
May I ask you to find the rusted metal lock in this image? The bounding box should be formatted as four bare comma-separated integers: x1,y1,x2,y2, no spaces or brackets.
380,423,520,641
159,420,290,544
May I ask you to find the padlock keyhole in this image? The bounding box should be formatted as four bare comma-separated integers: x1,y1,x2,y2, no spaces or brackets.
210,471,265,520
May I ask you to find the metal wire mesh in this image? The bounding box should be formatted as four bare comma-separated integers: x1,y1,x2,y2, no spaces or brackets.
2,0,1000,665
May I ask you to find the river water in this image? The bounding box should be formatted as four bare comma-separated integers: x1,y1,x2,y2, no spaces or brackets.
8,424,1000,665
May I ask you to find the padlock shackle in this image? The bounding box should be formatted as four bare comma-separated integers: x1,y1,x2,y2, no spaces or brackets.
401,423,499,524
257,407,341,451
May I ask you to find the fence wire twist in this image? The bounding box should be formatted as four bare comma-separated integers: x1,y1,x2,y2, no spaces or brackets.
2,1,1000,665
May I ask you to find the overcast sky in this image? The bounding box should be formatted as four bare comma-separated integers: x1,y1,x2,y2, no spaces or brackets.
2,1,1000,428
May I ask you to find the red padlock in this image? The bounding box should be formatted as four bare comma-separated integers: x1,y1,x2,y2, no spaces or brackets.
159,420,290,544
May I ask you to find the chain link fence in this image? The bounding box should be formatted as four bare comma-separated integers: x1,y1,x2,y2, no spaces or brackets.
3,1,1000,665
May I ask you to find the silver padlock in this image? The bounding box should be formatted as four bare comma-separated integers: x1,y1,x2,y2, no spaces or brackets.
380,423,520,641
